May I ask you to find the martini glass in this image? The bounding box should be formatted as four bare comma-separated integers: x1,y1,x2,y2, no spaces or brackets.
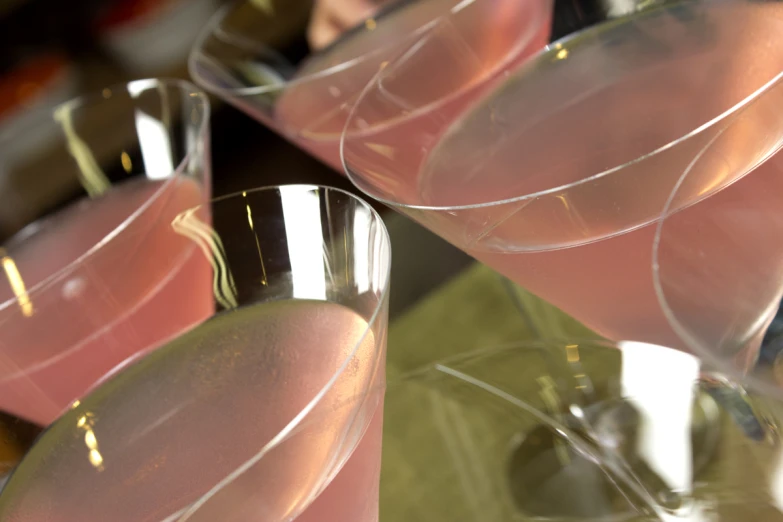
188,0,552,172
343,0,783,347
0,79,212,435
652,69,783,398
0,185,391,522
381,340,783,520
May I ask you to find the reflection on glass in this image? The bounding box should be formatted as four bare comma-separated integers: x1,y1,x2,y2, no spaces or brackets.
0,252,32,318
652,64,783,399
0,80,212,477
381,340,783,520
0,185,391,522
190,0,552,171
343,0,783,349
172,207,238,310
619,343,698,496
281,188,328,300
134,111,177,180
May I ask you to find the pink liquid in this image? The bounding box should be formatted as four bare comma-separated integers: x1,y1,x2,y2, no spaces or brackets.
0,176,213,426
272,0,551,171
297,399,384,522
655,147,783,374
412,1,783,349
0,300,386,522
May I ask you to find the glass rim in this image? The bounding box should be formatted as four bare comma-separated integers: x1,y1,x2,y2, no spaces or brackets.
173,183,392,520
0,185,392,518
0,78,211,313
188,0,477,98
343,0,783,212
651,160,783,401
180,182,393,342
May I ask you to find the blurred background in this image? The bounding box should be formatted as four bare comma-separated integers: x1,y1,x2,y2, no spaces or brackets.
0,0,475,316
0,0,331,190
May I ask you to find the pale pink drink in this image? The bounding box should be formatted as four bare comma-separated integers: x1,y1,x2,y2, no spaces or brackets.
0,79,212,427
190,0,552,172
0,177,212,426
344,0,783,349
653,80,783,395
0,185,392,522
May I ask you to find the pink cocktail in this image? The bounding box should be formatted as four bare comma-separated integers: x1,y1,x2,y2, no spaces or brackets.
190,0,551,172
344,0,783,350
653,76,783,397
0,79,213,427
0,185,391,522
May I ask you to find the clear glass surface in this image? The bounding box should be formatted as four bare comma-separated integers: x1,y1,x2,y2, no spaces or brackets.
652,69,783,399
0,79,211,431
381,340,783,520
343,0,783,349
0,185,391,522
189,0,552,171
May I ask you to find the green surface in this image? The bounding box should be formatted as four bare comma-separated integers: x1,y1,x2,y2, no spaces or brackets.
386,263,597,377
382,264,603,520
380,264,783,521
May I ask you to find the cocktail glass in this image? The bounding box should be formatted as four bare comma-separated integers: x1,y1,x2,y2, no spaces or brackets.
188,0,552,172
652,68,783,398
381,340,783,520
0,185,391,522
343,0,783,347
0,79,212,431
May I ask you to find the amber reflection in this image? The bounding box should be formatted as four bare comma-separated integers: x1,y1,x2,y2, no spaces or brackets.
121,151,133,173
172,208,238,310
0,248,33,317
53,103,111,197
77,412,104,472
243,192,268,286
